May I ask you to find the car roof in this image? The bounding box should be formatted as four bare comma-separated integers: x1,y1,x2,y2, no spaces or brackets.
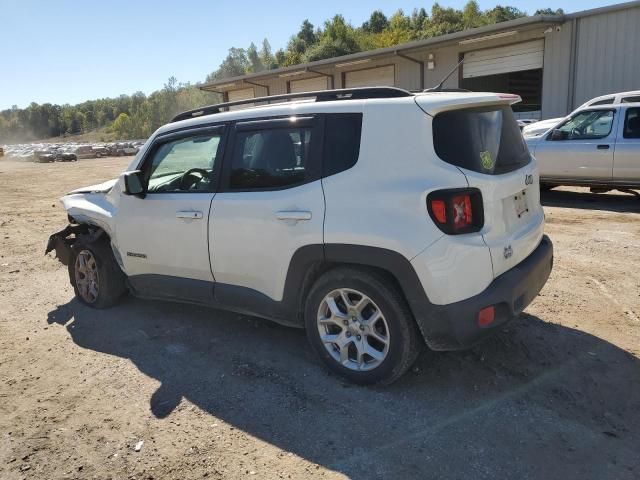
582,90,640,107
160,89,514,137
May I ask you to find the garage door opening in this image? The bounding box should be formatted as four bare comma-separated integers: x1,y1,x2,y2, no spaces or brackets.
226,87,255,111
461,40,544,119
289,76,329,93
344,65,395,88
461,69,542,116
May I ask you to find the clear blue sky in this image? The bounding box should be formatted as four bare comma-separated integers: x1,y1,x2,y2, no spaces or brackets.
0,0,616,110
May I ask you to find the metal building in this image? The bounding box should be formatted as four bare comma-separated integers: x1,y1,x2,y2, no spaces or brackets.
199,1,640,120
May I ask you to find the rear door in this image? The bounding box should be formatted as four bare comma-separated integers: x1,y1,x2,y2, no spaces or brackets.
431,104,544,278
533,109,617,180
209,116,324,302
613,106,640,182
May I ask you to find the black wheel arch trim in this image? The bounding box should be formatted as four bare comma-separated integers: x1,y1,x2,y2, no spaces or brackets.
323,244,434,339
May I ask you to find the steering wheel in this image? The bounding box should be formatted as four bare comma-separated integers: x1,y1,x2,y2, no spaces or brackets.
179,168,209,190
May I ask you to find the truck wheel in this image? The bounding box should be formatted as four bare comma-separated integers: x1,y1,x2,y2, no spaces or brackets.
68,238,126,308
305,267,422,385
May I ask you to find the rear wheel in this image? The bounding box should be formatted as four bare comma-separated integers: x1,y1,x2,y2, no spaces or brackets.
305,268,422,385
69,238,126,308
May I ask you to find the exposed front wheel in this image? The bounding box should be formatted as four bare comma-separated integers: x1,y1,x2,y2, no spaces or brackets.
305,268,422,385
68,239,126,308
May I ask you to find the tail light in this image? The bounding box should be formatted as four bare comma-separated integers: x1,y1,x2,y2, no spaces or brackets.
427,188,484,234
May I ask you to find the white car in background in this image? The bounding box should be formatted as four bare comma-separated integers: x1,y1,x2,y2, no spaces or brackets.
522,90,640,139
526,103,640,191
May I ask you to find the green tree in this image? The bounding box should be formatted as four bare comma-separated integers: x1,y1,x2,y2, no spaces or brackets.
304,15,361,62
535,8,564,15
259,39,277,70
111,112,133,138
462,1,486,28
207,47,248,81
486,5,526,23
362,10,389,34
247,42,264,72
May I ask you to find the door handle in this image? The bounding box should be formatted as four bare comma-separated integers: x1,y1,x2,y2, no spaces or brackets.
275,210,312,221
597,144,610,150
176,211,203,219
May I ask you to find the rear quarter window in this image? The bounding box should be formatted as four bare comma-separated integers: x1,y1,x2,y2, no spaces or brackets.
432,106,531,175
322,113,362,177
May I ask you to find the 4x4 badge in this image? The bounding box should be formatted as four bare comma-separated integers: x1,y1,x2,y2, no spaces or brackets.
503,245,513,259
525,174,533,185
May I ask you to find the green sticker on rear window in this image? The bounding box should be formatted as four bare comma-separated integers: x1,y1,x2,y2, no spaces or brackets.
480,150,494,170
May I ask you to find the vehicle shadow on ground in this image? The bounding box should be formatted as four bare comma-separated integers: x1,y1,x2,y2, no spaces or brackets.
47,297,640,479
541,188,640,213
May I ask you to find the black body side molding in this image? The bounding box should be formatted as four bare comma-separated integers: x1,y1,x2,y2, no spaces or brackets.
126,238,554,351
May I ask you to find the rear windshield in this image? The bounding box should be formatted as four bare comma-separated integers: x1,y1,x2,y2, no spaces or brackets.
433,105,531,175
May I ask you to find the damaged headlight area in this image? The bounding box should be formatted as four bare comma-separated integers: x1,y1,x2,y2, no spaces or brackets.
45,223,105,266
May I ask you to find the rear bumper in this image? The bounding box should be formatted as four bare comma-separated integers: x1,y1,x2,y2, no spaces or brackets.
416,235,553,350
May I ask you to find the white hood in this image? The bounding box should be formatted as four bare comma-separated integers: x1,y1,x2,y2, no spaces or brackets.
67,178,117,195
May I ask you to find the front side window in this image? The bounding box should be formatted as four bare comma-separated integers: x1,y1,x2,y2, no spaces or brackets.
555,110,614,140
624,108,640,139
146,133,222,193
230,127,312,189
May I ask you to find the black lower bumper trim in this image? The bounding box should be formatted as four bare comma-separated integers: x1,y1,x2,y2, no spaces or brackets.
417,235,553,350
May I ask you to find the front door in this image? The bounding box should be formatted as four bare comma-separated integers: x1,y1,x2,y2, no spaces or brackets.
115,125,225,302
210,116,324,303
534,108,617,180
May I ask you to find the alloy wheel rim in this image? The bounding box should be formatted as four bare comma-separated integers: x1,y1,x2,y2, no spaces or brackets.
316,288,390,371
74,249,99,303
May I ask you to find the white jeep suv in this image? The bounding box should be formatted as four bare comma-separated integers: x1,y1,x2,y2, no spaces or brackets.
46,87,553,385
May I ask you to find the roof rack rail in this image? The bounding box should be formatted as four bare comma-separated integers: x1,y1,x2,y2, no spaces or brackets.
170,87,412,123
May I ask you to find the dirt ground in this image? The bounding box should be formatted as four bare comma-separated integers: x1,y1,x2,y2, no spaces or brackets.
1,157,639,480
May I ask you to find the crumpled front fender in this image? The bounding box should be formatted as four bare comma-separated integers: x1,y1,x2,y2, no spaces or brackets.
45,224,104,266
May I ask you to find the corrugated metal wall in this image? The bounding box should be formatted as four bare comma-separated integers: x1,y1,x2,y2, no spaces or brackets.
541,23,573,118
573,6,640,108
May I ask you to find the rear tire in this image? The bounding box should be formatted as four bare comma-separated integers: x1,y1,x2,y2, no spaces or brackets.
305,267,422,385
68,237,126,309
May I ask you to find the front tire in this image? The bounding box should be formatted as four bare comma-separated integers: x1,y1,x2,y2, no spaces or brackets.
305,267,422,385
68,238,126,308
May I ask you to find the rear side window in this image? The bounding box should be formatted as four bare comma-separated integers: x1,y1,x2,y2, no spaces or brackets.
323,114,362,177
590,98,614,106
433,106,531,175
624,108,640,139
621,96,640,104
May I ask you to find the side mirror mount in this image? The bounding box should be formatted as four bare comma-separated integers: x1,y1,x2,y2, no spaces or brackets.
549,129,567,141
123,170,145,196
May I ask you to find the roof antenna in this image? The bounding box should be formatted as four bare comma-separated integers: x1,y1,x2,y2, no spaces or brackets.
424,57,464,92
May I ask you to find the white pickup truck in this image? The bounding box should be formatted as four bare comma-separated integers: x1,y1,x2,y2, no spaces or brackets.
526,103,640,191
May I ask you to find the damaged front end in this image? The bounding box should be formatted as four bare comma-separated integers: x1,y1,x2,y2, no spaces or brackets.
45,177,120,266
45,224,105,266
